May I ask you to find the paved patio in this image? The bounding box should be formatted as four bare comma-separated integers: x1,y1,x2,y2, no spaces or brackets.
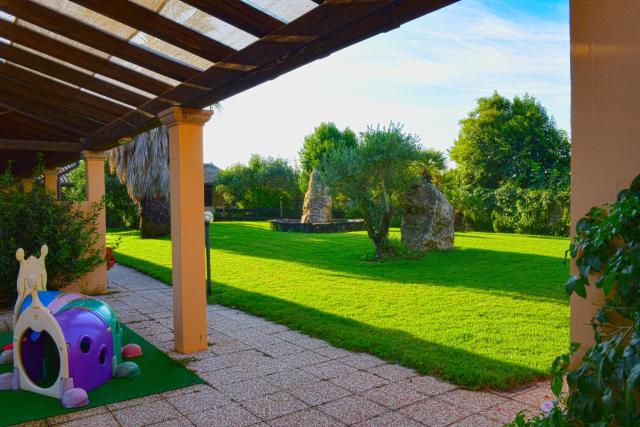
1,265,552,426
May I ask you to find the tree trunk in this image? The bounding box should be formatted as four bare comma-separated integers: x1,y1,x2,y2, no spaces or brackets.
139,198,170,238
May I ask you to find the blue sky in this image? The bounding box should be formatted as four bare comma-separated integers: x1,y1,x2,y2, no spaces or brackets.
204,0,569,168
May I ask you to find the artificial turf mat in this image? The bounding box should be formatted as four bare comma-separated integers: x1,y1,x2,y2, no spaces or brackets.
0,326,203,426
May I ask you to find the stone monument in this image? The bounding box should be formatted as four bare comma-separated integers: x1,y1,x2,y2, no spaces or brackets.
401,174,454,251
301,169,332,223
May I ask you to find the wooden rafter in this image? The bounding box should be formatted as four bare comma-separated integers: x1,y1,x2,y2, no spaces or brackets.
0,0,201,82
179,0,284,37
0,112,78,140
0,62,131,119
0,19,172,95
87,0,459,149
68,0,237,62
0,78,102,135
0,139,82,152
0,43,151,108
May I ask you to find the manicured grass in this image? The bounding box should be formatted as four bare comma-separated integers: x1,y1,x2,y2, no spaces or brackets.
108,222,570,390
0,326,203,427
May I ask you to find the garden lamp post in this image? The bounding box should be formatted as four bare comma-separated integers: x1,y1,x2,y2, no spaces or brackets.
204,210,214,296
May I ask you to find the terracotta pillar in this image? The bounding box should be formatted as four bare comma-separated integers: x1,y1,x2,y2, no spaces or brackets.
82,150,108,293
570,0,640,362
43,168,59,198
159,107,213,353
21,179,33,191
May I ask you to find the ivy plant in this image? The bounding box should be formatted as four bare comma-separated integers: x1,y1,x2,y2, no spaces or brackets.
509,174,640,426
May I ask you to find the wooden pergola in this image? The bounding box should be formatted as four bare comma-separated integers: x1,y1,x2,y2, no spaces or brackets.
1,0,639,359
0,0,457,353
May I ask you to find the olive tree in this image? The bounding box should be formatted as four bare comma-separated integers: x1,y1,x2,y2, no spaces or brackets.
321,123,421,259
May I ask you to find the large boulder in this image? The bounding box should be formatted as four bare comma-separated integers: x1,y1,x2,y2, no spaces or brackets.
301,169,332,223
401,178,454,251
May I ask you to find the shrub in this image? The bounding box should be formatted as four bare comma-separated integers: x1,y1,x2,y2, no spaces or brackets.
62,162,139,228
508,174,640,426
0,166,104,307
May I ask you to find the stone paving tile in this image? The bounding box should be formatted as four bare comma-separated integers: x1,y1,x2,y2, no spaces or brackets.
259,341,305,358
437,389,510,412
289,380,352,406
188,354,235,373
166,386,231,415
188,403,260,427
47,406,108,425
353,411,423,427
200,366,261,387
313,346,352,360
106,394,160,411
241,391,309,421
367,364,416,382
511,384,556,407
266,368,322,389
450,414,502,427
295,336,329,350
480,399,538,424
403,375,458,396
362,382,427,410
340,354,386,370
148,415,195,426
274,330,309,342
161,384,213,399
279,350,329,368
330,371,389,393
301,360,359,380
401,398,473,427
216,377,283,401
56,413,120,427
112,400,181,427
318,396,386,425
268,408,344,427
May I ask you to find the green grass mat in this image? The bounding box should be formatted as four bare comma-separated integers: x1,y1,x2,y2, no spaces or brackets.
0,326,203,426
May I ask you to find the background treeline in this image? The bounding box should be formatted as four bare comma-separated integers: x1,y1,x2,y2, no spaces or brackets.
215,92,570,236
64,91,570,236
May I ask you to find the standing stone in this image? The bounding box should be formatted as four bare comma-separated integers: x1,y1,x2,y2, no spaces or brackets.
401,177,454,251
301,169,332,223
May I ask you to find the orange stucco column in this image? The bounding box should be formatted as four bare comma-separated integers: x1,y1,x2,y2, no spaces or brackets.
21,179,33,192
159,107,213,353
570,0,640,362
79,150,108,294
43,168,59,198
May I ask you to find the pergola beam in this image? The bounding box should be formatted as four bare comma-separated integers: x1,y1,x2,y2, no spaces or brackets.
0,111,79,140
0,19,172,95
0,43,152,108
68,0,237,63
179,0,284,37
0,139,82,152
86,0,458,150
0,0,201,82
0,62,132,119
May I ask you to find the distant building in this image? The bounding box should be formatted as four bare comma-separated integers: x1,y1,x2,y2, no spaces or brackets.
204,163,225,209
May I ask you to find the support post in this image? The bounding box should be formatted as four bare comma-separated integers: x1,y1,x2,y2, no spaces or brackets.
43,168,59,199
570,0,640,363
159,107,213,353
79,150,108,293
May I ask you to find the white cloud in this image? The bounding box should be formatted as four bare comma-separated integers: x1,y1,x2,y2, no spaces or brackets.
204,0,570,169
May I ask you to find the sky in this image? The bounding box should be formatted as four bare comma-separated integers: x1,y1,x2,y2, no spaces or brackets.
204,0,570,169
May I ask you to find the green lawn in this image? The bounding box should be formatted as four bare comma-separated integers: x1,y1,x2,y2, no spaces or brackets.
108,222,570,390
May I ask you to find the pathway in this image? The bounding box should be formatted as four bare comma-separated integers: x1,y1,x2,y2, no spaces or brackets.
1,265,552,426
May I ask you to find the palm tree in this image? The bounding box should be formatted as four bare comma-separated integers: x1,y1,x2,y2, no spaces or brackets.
109,126,170,238
411,148,447,185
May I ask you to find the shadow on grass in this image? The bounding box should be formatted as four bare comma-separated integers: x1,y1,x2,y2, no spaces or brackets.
207,282,548,390
208,222,569,304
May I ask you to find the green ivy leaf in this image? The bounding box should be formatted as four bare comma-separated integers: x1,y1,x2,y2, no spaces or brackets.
551,376,563,397
624,364,640,409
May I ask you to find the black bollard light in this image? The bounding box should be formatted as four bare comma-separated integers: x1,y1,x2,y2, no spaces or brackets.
204,210,214,296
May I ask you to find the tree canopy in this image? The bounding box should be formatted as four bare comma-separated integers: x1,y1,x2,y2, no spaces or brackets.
299,122,357,191
449,92,570,189
216,154,299,210
322,122,421,259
